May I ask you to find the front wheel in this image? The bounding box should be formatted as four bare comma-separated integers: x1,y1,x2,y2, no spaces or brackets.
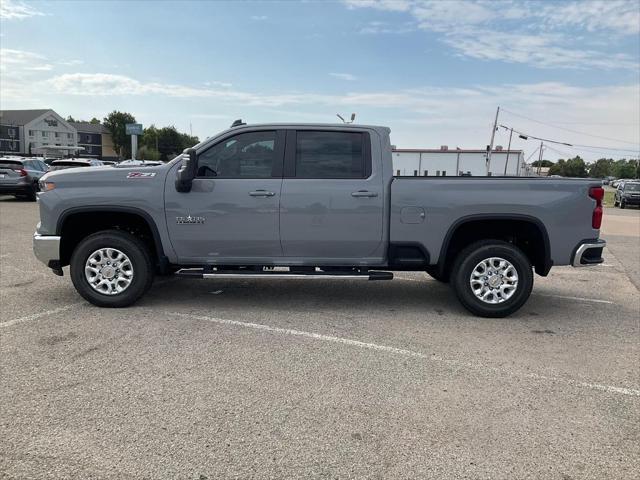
451,240,533,318
620,200,626,209
70,230,155,307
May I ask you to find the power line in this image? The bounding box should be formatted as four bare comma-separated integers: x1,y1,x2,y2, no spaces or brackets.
498,124,640,153
501,108,640,146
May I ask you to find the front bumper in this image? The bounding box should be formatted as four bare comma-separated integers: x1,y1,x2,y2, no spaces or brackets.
621,196,640,205
33,233,61,268
572,239,606,267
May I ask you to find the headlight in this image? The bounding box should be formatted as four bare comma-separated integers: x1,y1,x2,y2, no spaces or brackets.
39,180,56,191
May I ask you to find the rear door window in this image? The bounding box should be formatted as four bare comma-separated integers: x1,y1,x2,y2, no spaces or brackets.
294,131,368,178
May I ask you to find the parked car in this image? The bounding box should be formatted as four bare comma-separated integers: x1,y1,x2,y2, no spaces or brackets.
614,181,640,208
0,157,48,201
101,161,118,166
33,122,606,317
48,158,104,171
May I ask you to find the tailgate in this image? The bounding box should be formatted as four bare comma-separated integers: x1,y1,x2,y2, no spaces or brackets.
0,162,24,184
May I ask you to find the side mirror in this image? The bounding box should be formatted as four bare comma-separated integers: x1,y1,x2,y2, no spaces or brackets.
175,148,197,192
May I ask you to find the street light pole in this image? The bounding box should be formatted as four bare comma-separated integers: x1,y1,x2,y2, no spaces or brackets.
486,106,500,175
504,127,513,176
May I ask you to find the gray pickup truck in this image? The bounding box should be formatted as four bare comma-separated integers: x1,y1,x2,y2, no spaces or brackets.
33,122,606,317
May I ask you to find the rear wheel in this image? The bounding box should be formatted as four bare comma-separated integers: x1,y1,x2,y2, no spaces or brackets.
27,183,38,201
451,240,533,318
70,230,154,307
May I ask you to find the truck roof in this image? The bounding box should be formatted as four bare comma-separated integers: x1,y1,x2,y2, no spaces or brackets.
229,122,389,131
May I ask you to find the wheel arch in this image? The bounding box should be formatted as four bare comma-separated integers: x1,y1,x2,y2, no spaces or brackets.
437,214,552,277
56,206,168,271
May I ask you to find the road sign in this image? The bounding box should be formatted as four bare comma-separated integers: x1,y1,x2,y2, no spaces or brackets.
125,123,143,135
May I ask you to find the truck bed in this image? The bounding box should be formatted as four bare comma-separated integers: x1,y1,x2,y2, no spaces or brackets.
390,176,602,267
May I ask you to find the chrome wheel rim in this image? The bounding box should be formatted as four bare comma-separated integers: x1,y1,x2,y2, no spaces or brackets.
470,257,518,304
84,248,134,295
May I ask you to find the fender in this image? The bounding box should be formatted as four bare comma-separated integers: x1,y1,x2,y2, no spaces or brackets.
56,205,169,271
437,213,553,276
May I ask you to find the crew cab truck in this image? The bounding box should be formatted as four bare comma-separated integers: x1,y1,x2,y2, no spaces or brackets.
33,123,606,317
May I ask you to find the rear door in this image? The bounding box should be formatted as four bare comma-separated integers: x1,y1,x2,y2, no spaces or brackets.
165,129,286,263
279,129,385,263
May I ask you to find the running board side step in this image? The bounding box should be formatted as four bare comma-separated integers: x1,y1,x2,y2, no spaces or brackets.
175,269,393,281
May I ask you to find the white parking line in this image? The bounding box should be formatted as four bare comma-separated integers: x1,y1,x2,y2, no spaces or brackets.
169,311,640,398
0,303,83,328
534,294,614,304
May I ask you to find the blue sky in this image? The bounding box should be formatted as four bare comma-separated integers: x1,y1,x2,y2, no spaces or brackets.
1,0,639,160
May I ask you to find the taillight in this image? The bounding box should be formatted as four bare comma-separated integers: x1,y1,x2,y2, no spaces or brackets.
589,186,604,229
18,168,28,177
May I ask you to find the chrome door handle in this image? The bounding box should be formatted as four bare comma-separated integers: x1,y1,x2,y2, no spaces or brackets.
351,190,378,198
249,190,275,197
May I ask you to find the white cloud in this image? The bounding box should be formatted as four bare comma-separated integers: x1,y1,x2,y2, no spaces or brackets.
0,0,44,19
2,67,636,158
343,0,639,70
329,72,357,81
251,15,268,21
58,59,84,66
204,80,233,88
0,48,52,72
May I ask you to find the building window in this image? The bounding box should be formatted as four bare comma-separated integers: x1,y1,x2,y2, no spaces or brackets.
413,170,418,176
42,131,49,138
442,170,446,176
67,133,73,139
424,170,428,176
55,132,60,138
29,130,35,137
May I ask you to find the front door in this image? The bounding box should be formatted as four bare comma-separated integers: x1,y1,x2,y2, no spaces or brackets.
279,129,385,264
165,129,285,264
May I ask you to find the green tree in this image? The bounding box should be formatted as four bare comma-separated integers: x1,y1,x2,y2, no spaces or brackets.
588,158,614,178
531,160,554,167
548,159,566,176
89,117,101,124
141,125,199,161
612,159,639,179
137,145,161,161
563,156,588,177
103,111,136,159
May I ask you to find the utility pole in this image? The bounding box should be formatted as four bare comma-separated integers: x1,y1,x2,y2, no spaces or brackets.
456,147,461,176
503,127,513,176
486,106,499,175
537,141,544,175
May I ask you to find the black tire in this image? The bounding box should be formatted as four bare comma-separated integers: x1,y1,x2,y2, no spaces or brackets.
425,266,449,283
26,184,37,202
450,240,533,318
614,198,619,207
70,230,155,307
620,200,626,209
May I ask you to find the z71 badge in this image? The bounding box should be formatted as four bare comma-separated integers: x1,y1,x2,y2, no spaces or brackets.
127,172,156,178
176,215,205,225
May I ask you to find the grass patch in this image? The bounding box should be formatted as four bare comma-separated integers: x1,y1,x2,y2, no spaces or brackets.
604,190,616,207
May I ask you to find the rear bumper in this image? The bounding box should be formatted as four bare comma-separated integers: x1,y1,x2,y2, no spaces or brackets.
572,239,606,267
0,184,31,195
33,233,61,267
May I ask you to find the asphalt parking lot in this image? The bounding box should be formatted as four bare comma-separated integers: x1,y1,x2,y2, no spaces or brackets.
1,197,639,479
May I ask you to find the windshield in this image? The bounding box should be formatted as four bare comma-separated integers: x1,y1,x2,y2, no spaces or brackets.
625,183,640,191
